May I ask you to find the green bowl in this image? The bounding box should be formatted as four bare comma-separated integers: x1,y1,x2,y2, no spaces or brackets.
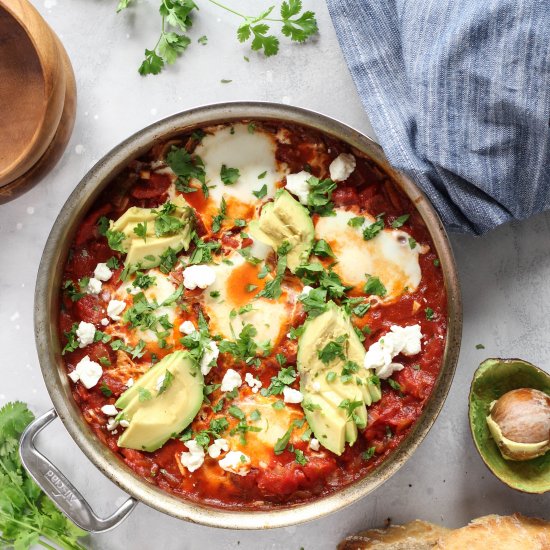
469,358,550,494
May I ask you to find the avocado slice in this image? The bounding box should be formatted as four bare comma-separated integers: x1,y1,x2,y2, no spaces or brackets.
297,302,380,455
110,196,193,270
116,351,204,452
249,190,314,272
469,358,550,494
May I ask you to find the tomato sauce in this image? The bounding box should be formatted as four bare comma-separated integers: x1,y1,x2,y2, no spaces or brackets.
59,121,447,510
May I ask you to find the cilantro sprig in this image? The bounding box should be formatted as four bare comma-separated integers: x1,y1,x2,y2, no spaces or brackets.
0,402,87,549
118,0,318,75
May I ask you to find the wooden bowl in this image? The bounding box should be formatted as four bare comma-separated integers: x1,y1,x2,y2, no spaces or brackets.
0,0,76,202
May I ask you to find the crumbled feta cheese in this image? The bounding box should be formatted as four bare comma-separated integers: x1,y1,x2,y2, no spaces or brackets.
179,320,196,335
94,263,113,282
207,438,229,459
76,321,96,348
285,171,310,205
221,368,242,392
364,324,423,379
126,378,134,388
86,277,102,295
283,386,303,404
329,153,356,182
218,451,251,476
106,418,119,432
107,299,126,320
182,265,216,290
299,285,314,297
245,372,262,393
101,405,118,416
119,419,130,428
311,381,321,393
100,318,109,326
309,438,320,451
180,439,205,472
200,340,219,376
69,356,103,389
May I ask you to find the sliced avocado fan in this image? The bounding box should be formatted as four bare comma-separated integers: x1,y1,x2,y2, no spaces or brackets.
249,189,314,272
115,351,204,452
110,195,193,272
297,302,381,455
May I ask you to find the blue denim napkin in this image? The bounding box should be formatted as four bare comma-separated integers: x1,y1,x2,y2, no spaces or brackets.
327,0,550,234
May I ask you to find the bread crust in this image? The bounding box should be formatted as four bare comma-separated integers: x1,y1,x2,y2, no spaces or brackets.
339,514,550,549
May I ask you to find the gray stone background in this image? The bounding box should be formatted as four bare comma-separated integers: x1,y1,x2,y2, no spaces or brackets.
1,1,549,548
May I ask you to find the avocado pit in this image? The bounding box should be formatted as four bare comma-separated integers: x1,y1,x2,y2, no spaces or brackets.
487,388,550,461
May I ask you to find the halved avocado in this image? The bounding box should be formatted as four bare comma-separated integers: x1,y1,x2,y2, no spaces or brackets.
249,190,314,272
111,195,193,270
469,358,550,494
116,351,204,452
297,302,380,455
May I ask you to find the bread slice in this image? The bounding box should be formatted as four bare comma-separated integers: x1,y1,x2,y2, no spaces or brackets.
436,514,550,549
338,519,450,549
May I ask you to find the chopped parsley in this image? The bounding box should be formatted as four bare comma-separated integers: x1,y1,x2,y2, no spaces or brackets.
105,229,126,252
257,242,290,300
157,370,175,395
220,164,240,185
362,216,384,241
261,366,297,396
425,307,435,320
299,287,328,317
312,239,335,258
138,387,153,402
219,324,258,363
257,170,267,179
364,275,387,297
409,237,417,249
252,183,268,199
133,271,156,290
387,378,402,392
97,216,110,236
391,214,410,228
306,176,336,217
318,334,348,364
133,221,147,241
348,216,365,228
99,382,113,397
166,146,206,194
189,234,221,264
361,447,376,460
211,197,227,233
62,280,85,302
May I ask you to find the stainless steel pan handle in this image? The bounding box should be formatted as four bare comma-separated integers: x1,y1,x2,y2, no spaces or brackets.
19,408,137,533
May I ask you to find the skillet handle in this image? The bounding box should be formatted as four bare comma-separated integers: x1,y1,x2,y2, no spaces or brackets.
19,408,137,533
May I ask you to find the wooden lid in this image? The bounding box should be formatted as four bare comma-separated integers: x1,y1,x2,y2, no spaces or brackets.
0,0,75,198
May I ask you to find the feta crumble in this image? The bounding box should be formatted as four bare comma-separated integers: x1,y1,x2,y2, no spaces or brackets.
207,438,229,459
245,372,262,393
94,263,113,282
86,277,102,295
329,153,356,182
309,438,320,451
101,404,118,416
285,171,310,205
221,368,242,392
76,321,96,348
107,299,126,320
179,320,196,335
299,285,314,297
126,378,134,388
218,451,251,476
182,265,216,290
100,318,109,327
68,356,102,389
283,386,303,404
364,324,423,379
200,340,219,376
180,439,205,472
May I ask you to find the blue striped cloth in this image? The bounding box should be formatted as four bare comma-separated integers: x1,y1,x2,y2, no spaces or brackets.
327,0,550,234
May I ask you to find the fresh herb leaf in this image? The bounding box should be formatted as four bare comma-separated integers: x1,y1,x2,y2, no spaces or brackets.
387,378,402,392
391,214,410,228
318,334,347,364
362,216,384,240
97,215,110,236
99,382,113,396
0,402,87,549
312,239,335,258
425,307,434,320
306,176,336,216
220,165,240,185
475,343,485,350
348,216,365,228
409,237,417,249
257,170,267,179
106,229,126,252
62,280,85,302
361,446,376,460
134,221,148,241
364,275,387,297
138,387,153,402
198,35,208,45
157,370,175,395
261,366,297,396
211,197,227,233
252,183,268,199
166,146,206,190
299,287,327,317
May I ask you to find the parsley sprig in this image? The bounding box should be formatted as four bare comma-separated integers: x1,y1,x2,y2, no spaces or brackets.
0,402,87,549
118,0,318,75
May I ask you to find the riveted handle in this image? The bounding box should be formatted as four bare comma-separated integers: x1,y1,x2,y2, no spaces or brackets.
19,408,137,533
